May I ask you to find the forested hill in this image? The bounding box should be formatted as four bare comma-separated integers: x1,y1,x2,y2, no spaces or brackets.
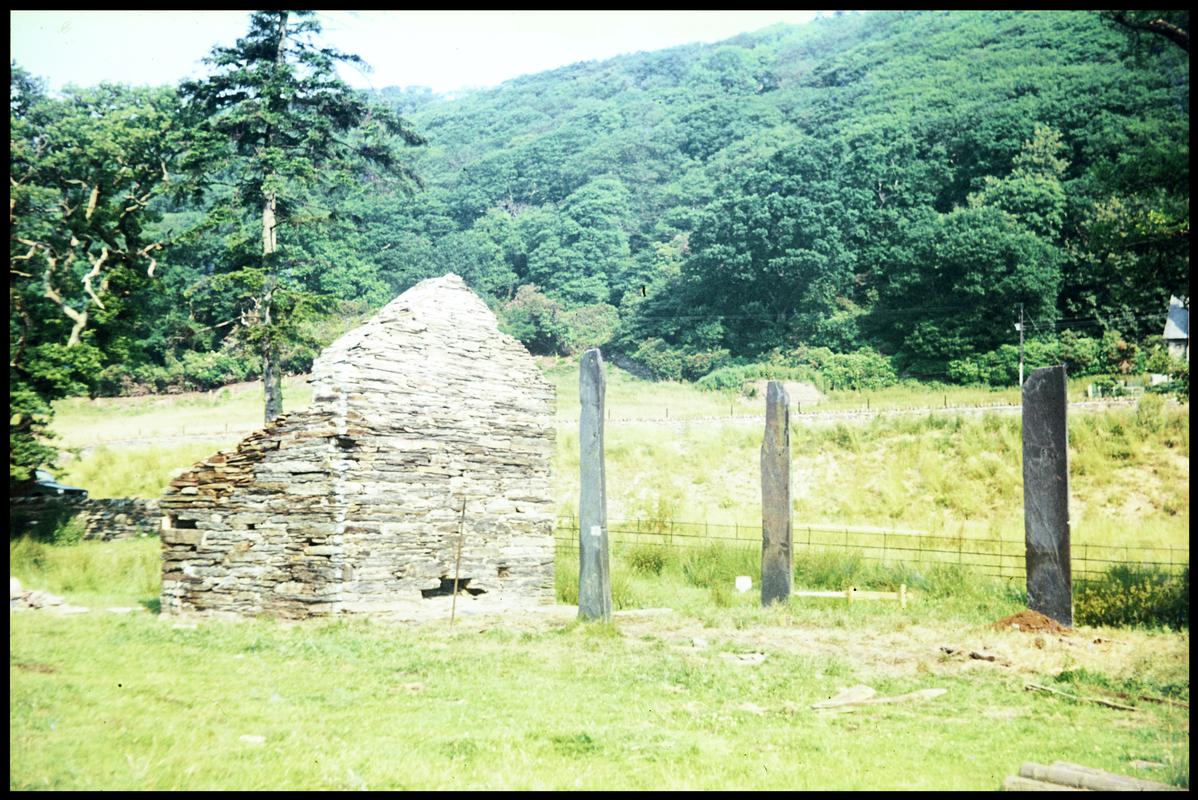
356,9,1187,383
13,10,1189,403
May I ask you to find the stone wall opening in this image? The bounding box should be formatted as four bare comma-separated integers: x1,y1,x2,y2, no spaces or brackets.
420,578,486,598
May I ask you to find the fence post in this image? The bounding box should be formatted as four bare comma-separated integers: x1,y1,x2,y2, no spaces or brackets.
1022,365,1073,627
578,348,611,622
761,381,793,606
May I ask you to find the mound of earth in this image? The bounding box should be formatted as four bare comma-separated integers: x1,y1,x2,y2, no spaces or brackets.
992,609,1071,634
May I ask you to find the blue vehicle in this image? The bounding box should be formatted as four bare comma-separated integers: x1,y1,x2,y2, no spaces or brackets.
27,469,88,499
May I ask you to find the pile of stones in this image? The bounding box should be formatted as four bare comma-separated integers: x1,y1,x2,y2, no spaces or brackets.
9,576,88,615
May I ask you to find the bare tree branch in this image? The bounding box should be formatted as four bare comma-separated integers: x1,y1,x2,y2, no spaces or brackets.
84,185,100,220
1109,11,1190,53
82,246,110,310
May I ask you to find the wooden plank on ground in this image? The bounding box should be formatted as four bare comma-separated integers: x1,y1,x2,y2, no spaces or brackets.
1019,762,1181,792
1025,682,1138,711
1050,762,1180,792
1002,775,1083,791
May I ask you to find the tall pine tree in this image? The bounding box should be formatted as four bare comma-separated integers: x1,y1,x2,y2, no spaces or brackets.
181,10,424,421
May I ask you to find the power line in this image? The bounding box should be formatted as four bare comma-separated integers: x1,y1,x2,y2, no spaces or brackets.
626,307,1167,327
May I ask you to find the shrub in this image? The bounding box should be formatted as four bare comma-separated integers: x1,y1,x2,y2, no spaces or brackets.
499,285,568,355
626,544,669,576
1075,564,1188,629
790,347,898,391
682,349,732,381
696,348,896,393
561,303,620,355
1090,375,1126,397
177,349,257,391
631,338,686,382
793,550,867,589
1058,331,1103,376
10,503,86,545
680,543,758,589
946,338,1062,386
696,363,818,392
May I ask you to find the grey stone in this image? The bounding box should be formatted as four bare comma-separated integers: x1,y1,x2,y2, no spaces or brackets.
158,275,556,619
761,381,792,606
578,348,612,622
1022,365,1072,627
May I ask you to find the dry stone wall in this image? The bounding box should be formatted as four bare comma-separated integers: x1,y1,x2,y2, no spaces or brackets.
10,497,161,542
160,274,556,618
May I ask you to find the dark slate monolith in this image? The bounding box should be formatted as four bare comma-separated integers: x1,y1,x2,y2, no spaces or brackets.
761,381,792,606
578,348,611,621
1022,365,1072,627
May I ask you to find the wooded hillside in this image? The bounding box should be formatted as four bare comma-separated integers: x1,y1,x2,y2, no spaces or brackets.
10,10,1190,481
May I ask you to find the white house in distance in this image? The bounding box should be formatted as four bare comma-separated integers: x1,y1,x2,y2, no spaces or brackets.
1163,295,1189,362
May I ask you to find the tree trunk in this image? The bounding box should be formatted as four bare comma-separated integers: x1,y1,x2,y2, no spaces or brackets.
261,194,282,423
260,15,287,423
263,340,282,422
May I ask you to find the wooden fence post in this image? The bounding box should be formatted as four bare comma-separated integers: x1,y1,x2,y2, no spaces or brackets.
1022,365,1072,627
578,348,611,621
761,381,793,606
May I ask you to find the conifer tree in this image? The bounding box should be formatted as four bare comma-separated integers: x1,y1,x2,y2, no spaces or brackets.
181,10,424,421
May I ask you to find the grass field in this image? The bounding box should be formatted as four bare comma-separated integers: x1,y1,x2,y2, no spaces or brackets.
45,361,1188,551
8,537,1191,791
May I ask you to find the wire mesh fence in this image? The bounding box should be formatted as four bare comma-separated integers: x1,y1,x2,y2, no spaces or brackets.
552,517,1188,582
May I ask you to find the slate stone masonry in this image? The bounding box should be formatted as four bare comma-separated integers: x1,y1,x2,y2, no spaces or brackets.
10,496,161,542
159,274,557,618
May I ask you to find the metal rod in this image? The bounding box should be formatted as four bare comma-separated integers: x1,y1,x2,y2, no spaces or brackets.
450,498,466,625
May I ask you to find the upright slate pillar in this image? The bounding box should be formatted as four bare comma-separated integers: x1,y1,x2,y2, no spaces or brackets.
578,348,611,621
1022,365,1072,627
761,381,793,606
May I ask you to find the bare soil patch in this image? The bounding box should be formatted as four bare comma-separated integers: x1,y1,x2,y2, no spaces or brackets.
992,609,1071,634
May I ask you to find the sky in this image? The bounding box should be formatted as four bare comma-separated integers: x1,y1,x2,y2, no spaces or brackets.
11,10,842,96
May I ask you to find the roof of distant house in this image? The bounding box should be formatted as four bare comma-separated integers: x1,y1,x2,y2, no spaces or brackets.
1163,295,1189,340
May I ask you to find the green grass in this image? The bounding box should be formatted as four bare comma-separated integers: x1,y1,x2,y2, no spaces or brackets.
10,537,1190,790
18,364,1189,790
56,443,234,500
9,537,161,610
50,375,313,451
544,358,1117,418
554,402,1187,549
45,366,1188,551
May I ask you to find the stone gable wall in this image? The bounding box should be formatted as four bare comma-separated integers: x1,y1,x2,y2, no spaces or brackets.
159,274,556,618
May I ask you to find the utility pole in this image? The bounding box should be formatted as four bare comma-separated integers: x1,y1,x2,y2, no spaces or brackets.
1015,304,1025,389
